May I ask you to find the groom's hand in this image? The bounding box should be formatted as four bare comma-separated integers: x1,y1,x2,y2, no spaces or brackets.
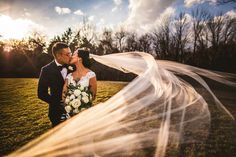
38,68,53,104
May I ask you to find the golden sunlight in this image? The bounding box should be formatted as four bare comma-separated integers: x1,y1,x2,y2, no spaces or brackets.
0,15,42,40
3,45,12,52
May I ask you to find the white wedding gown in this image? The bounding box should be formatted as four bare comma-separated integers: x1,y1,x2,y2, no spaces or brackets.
66,71,96,87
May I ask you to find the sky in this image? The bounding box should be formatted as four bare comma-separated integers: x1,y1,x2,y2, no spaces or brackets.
0,0,235,40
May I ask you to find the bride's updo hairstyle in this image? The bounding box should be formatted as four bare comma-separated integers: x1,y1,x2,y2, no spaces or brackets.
76,48,91,68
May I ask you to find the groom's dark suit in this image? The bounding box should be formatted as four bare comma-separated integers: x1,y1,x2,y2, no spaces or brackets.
38,61,66,127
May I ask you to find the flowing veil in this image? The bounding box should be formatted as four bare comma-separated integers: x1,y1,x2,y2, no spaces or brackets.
9,52,236,157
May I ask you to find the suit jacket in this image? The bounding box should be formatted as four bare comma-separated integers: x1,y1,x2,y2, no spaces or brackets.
38,61,66,125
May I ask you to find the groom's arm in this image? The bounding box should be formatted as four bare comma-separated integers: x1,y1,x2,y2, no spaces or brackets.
38,67,52,104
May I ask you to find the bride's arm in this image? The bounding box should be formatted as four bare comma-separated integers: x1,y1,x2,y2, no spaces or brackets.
62,79,68,102
89,76,97,100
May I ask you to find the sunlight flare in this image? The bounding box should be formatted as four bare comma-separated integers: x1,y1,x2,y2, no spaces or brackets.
0,15,44,40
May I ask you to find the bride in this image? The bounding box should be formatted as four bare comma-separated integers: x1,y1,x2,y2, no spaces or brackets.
62,48,97,116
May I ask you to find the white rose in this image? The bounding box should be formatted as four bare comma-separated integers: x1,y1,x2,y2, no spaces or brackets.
65,98,70,104
81,92,88,97
70,99,75,107
74,89,81,97
73,108,79,114
65,106,72,113
70,94,75,100
72,99,81,108
80,86,84,91
82,96,89,103
77,95,81,100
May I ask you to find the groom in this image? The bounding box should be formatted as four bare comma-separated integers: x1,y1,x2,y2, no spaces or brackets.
38,42,72,127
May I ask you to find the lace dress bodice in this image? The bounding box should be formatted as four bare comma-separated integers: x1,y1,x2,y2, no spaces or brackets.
66,71,96,87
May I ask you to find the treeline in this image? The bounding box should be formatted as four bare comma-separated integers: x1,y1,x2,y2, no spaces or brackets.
0,9,235,80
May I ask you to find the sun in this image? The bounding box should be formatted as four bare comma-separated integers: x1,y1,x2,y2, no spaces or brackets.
0,15,40,40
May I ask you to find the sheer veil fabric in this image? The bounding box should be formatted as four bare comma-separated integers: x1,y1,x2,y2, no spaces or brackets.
9,52,236,157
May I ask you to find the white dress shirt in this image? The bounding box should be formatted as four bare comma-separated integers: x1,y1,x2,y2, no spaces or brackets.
55,60,68,80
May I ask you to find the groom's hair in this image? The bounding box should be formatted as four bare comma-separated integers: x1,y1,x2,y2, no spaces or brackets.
52,42,69,58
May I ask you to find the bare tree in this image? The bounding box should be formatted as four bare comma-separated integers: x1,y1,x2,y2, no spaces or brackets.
191,8,209,54
221,16,236,44
137,33,152,53
206,13,225,49
28,31,47,56
124,32,138,52
78,17,97,49
173,12,190,62
114,27,127,52
99,28,118,54
152,17,171,59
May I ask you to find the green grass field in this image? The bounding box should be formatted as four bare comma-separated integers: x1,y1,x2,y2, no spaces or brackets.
0,78,235,157
0,78,126,156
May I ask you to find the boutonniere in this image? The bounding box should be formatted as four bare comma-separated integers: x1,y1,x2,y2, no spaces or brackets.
67,64,76,73
68,65,74,71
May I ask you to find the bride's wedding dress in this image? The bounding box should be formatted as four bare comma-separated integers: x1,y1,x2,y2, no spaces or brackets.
9,52,236,157
66,71,96,87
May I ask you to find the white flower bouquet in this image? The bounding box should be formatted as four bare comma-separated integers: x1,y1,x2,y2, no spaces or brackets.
64,83,93,117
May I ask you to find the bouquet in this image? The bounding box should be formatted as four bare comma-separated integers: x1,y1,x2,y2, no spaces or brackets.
64,82,93,117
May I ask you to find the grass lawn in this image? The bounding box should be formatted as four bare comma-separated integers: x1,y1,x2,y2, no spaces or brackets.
0,78,126,156
0,78,235,157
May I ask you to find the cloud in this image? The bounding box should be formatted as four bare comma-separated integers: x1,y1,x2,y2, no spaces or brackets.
184,0,217,7
55,6,71,15
25,12,31,17
112,7,118,12
114,0,122,6
74,9,84,16
100,18,105,24
0,15,45,39
88,15,95,21
112,0,122,12
154,7,176,27
225,10,236,18
93,4,101,10
123,0,176,33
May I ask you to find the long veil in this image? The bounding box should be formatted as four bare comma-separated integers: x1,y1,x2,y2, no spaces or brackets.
9,52,236,157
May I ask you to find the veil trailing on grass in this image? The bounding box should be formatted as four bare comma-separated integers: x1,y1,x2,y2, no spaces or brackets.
9,52,236,157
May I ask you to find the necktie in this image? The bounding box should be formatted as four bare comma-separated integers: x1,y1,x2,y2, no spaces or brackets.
58,64,67,71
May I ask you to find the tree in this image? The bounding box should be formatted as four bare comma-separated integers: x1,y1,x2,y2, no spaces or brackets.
47,35,62,56
98,28,118,54
124,32,138,52
137,33,152,53
221,16,236,44
28,31,47,56
206,13,224,49
191,8,209,54
152,17,172,59
172,12,190,62
114,27,127,52
79,18,97,49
